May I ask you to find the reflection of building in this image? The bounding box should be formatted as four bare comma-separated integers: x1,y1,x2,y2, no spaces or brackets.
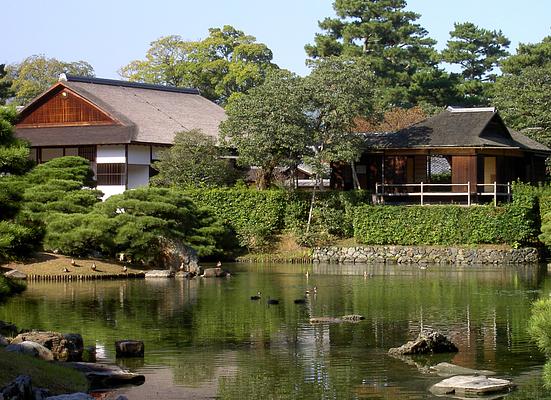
15,75,225,198
332,107,550,204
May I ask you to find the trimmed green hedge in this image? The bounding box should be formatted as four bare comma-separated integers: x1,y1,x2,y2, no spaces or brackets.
353,185,540,246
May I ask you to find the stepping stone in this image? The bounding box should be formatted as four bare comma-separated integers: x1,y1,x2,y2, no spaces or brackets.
430,375,515,397
430,362,496,377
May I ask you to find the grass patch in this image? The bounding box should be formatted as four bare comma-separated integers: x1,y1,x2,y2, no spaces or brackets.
0,349,88,395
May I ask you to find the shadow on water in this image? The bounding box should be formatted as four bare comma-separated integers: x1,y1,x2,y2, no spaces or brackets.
1,263,550,399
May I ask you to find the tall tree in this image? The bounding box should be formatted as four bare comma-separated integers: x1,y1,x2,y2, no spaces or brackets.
493,37,551,148
151,129,241,188
501,36,551,75
221,70,308,189
1,55,94,106
120,25,277,104
222,57,377,189
0,65,13,105
442,22,510,81
304,0,439,107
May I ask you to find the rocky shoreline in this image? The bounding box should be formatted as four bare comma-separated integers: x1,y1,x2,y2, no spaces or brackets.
312,245,540,264
0,321,144,400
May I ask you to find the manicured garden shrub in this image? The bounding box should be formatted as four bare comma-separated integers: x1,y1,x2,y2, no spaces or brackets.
528,298,551,356
183,187,288,250
0,220,41,260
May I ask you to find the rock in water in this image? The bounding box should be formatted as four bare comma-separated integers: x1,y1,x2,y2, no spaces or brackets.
4,269,27,280
430,375,515,396
202,267,229,278
6,340,54,361
156,237,200,273
388,331,458,355
66,362,145,388
11,331,83,361
115,340,144,357
430,362,496,377
144,270,174,279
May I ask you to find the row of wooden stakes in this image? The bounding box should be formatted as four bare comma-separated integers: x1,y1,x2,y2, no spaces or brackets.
26,272,146,281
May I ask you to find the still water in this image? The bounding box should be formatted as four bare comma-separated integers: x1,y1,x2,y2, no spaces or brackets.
2,263,551,399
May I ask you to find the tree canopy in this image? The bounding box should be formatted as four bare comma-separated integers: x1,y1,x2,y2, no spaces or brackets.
492,36,551,148
222,57,376,189
1,55,94,106
120,25,278,104
304,0,443,107
151,129,241,188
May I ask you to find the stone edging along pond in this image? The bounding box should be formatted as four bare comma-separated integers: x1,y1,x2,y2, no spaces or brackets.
312,246,540,264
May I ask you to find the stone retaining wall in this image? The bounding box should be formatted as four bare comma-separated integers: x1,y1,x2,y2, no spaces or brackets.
312,246,540,264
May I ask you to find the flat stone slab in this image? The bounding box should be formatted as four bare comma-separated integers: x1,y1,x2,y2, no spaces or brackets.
310,315,365,324
430,362,496,377
65,362,145,389
430,375,515,397
144,270,174,278
4,269,27,279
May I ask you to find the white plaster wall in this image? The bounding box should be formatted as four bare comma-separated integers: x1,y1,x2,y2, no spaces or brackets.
127,165,150,189
97,185,126,200
128,145,151,165
41,148,63,161
97,145,126,164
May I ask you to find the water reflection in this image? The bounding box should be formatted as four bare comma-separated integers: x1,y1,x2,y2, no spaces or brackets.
0,263,549,399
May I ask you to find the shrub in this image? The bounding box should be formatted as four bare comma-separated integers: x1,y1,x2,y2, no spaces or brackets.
0,220,41,260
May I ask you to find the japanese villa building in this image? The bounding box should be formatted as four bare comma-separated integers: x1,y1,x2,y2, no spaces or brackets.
331,107,551,204
15,75,225,198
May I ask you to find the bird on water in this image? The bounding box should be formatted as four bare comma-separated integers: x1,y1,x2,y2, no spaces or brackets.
267,298,279,305
294,298,307,304
250,291,262,300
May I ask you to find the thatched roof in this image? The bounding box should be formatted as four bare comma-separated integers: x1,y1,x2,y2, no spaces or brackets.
361,107,550,154
16,75,226,146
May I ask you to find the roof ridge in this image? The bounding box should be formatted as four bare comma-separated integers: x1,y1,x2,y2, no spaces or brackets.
64,75,201,95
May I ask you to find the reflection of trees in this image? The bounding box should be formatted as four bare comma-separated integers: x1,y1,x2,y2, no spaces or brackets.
0,264,547,395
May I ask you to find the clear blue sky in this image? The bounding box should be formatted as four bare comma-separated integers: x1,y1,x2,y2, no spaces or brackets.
3,0,550,78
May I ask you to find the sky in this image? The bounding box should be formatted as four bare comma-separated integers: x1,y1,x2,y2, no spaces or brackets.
2,0,550,79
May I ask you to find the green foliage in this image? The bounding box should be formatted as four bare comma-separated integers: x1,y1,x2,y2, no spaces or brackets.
305,0,439,107
2,55,94,105
0,64,13,105
442,22,510,81
120,26,277,104
353,201,537,246
528,298,551,356
184,188,287,251
0,220,41,260
151,129,241,188
501,36,551,75
0,106,33,175
25,156,95,186
221,70,310,189
493,65,551,148
222,57,377,188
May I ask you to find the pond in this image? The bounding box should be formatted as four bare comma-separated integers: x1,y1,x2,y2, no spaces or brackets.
1,263,551,399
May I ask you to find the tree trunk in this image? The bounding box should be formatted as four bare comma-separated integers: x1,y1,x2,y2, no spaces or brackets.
306,175,318,234
351,161,362,190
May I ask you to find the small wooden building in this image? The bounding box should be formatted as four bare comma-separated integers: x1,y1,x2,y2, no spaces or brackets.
15,75,225,198
332,107,550,203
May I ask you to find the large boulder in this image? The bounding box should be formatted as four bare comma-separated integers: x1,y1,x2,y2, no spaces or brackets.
5,341,54,361
157,237,199,273
11,331,83,361
388,331,458,356
430,375,515,396
202,267,229,278
0,375,35,400
65,362,145,389
115,340,144,357
4,269,27,280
